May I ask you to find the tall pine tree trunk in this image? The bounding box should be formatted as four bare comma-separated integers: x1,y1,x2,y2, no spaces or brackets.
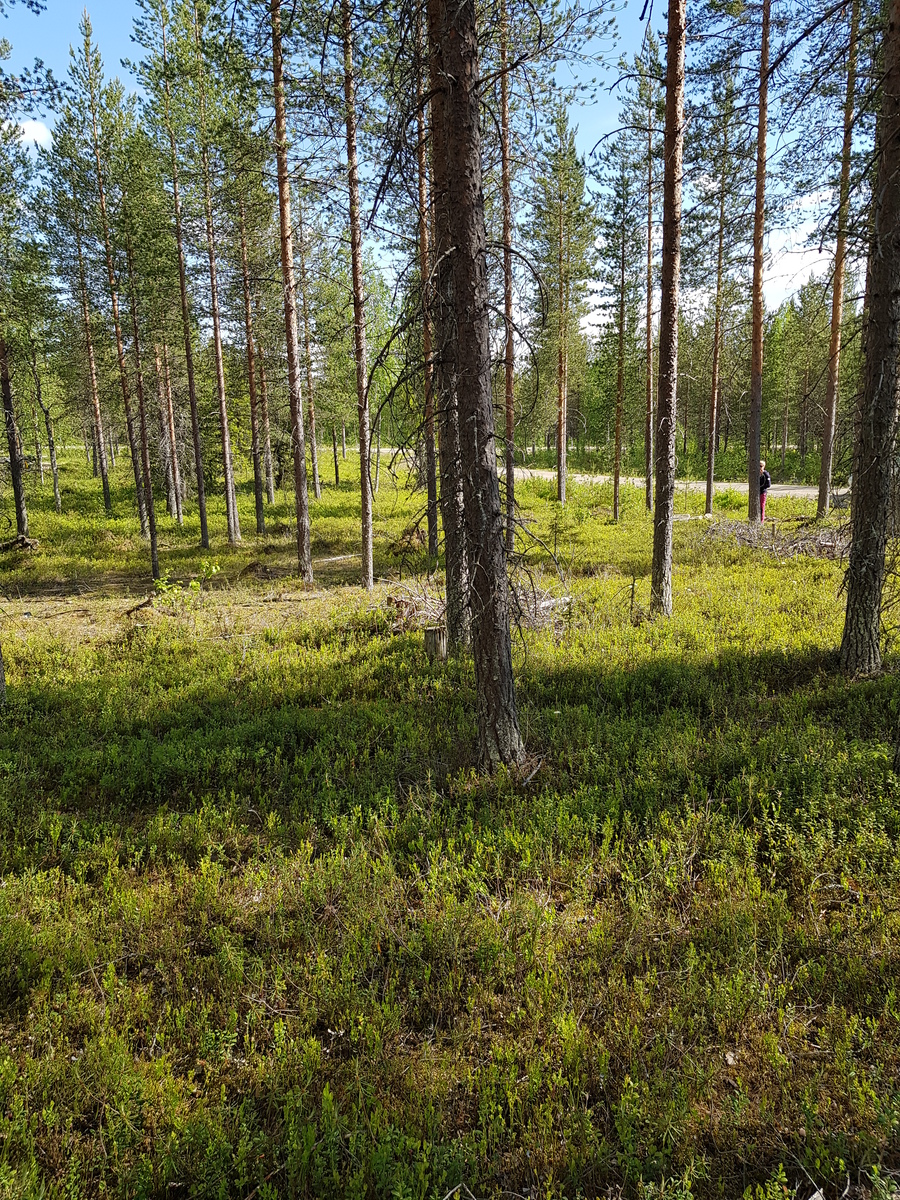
428,0,470,648
645,106,654,513
193,1,239,544
84,30,145,536
239,202,266,534
162,344,183,520
706,82,732,515
432,0,523,767
254,328,275,505
154,347,178,519
160,4,207,546
500,0,516,551
417,20,438,561
614,203,626,522
30,343,60,513
556,195,567,505
1,334,27,537
271,0,313,579
650,0,685,616
297,195,321,502
818,0,859,517
748,0,770,523
840,0,900,674
125,241,159,579
341,0,374,589
75,230,111,515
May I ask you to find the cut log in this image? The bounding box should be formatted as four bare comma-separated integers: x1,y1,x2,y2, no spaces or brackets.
424,626,447,662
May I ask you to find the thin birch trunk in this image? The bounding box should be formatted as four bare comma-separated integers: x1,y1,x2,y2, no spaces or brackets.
341,0,374,589
332,422,340,486
818,0,859,517
271,0,313,579
747,0,770,523
160,3,208,546
650,0,685,616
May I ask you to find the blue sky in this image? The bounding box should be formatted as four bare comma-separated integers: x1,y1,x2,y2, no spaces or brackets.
5,0,825,305
5,0,643,154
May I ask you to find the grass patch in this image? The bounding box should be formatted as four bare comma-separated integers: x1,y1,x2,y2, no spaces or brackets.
0,455,896,1199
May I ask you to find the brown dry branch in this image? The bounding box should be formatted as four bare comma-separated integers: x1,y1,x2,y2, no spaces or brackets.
0,534,38,553
703,518,850,561
384,570,570,636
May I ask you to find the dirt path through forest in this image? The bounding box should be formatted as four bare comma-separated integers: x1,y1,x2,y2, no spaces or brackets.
513,467,828,502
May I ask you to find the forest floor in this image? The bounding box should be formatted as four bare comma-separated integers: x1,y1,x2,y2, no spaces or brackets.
0,453,898,1200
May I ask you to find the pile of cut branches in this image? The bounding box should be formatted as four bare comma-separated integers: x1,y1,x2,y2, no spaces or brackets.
704,519,849,561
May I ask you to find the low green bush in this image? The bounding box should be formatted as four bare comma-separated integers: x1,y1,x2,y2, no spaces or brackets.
0,454,893,1199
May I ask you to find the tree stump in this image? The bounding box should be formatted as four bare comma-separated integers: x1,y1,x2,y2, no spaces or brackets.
424,626,447,662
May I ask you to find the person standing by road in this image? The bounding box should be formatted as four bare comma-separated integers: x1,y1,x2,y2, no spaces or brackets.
760,459,772,521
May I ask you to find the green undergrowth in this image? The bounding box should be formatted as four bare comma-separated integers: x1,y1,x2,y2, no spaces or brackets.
0,456,896,1199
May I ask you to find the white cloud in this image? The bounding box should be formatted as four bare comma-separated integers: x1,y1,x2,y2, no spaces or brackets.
19,119,52,149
